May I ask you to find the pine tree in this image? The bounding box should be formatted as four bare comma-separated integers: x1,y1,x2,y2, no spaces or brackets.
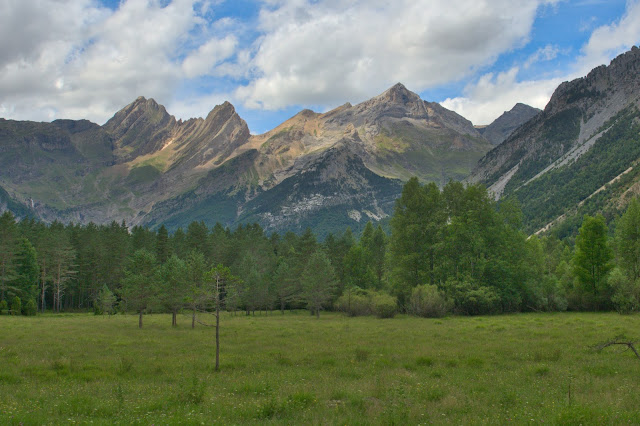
156,225,170,264
13,238,39,301
273,259,299,313
0,211,19,302
96,284,117,316
301,250,336,318
160,255,188,326
184,251,208,328
120,249,159,328
49,223,76,313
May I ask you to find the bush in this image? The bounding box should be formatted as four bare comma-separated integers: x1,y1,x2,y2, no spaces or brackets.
335,288,397,318
609,268,640,314
409,284,452,318
372,293,397,318
0,299,7,315
335,289,372,316
458,287,501,315
445,280,501,315
10,296,21,316
22,299,37,316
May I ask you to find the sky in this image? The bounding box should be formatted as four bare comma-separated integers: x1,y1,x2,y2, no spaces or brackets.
1,0,639,133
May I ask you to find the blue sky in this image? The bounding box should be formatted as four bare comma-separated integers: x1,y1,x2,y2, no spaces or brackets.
1,0,639,132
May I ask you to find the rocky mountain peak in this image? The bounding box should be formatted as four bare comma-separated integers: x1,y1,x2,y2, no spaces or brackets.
479,103,541,146
379,82,421,104
204,100,238,123
103,96,176,161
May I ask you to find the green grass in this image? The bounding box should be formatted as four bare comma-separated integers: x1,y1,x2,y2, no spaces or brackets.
1,312,640,424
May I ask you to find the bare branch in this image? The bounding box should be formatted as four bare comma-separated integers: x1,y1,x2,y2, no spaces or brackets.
594,337,640,361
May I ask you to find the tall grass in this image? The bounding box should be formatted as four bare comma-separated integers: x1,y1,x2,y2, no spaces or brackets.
1,312,639,424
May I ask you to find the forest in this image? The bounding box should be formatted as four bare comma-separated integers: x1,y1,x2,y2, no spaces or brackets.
1,178,640,322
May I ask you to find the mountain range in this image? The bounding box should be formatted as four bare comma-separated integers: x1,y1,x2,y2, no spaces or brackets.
0,83,503,235
2,46,639,237
469,45,640,236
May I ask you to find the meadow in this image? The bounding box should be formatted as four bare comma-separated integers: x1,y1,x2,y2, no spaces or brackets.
1,311,639,424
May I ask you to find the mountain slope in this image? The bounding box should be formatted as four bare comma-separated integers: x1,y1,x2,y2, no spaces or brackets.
246,83,492,187
1,83,492,235
469,46,640,235
478,103,541,146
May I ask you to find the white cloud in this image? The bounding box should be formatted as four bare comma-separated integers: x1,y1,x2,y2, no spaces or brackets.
524,44,560,68
577,0,640,74
442,1,640,125
167,92,233,121
441,68,561,124
182,36,238,78
235,0,560,110
2,0,638,130
0,0,239,123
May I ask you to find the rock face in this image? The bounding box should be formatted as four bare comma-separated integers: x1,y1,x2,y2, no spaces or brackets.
479,103,540,146
469,46,640,235
0,83,491,235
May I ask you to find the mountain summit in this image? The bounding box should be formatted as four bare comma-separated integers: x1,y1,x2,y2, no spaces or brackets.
0,83,494,234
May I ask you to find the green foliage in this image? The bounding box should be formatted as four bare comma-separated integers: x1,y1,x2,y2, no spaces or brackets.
335,288,397,318
390,179,444,301
608,267,640,314
301,250,336,317
96,285,117,316
390,179,540,314
408,284,452,318
22,298,37,316
371,292,397,318
10,296,21,316
573,214,613,308
0,211,19,301
0,299,7,314
160,255,188,326
335,288,372,316
508,107,640,233
447,280,501,315
156,224,170,264
615,197,640,280
119,249,159,327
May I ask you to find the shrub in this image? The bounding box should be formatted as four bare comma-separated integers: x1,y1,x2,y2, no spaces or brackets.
335,289,372,316
372,293,397,318
22,299,37,316
458,287,501,315
10,296,21,316
609,268,640,314
445,280,501,315
0,299,7,315
335,288,397,318
409,284,452,318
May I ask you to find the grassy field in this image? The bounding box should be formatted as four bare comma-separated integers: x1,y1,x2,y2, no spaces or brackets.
1,312,639,424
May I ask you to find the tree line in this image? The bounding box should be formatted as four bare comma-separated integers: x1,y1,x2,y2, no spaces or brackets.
1,179,640,320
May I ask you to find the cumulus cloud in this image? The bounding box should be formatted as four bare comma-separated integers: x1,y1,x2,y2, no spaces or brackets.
182,35,238,78
442,1,640,125
577,0,640,73
0,0,238,123
235,0,560,109
2,0,639,129
441,68,561,125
